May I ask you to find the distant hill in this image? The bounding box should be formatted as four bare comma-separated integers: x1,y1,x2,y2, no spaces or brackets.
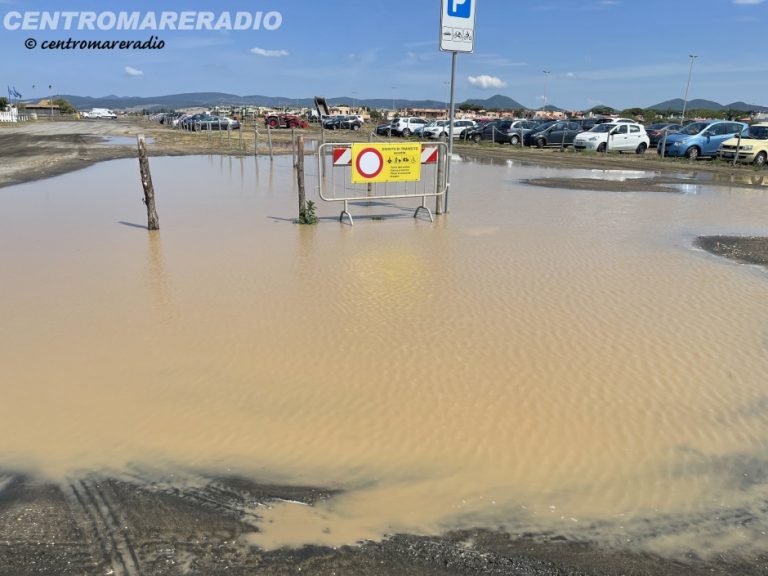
54,92,449,112
27,92,767,114
463,94,526,110
725,101,768,113
648,98,768,113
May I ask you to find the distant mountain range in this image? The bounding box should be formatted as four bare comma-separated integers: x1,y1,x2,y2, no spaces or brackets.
646,98,768,113
35,92,768,114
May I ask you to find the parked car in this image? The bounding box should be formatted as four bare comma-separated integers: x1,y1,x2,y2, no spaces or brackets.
423,119,476,139
375,122,394,136
593,117,636,125
502,120,543,145
571,118,598,132
323,115,362,130
390,117,427,136
573,122,649,153
523,120,583,148
199,116,241,130
417,120,442,138
463,119,516,143
657,120,749,159
181,113,213,130
645,123,682,147
718,123,768,166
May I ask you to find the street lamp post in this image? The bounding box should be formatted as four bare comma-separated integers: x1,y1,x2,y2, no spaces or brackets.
542,70,551,114
391,86,397,118
681,54,697,124
48,84,53,117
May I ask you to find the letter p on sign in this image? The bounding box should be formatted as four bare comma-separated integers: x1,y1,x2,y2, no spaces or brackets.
448,0,471,17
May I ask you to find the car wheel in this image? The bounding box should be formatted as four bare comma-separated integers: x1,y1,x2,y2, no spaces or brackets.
440,132,448,141
597,143,607,153
402,128,411,137
635,142,647,154
510,135,520,146
685,146,700,160
536,138,545,148
473,134,482,143
288,121,297,129
754,151,767,167
352,124,360,131
268,119,278,128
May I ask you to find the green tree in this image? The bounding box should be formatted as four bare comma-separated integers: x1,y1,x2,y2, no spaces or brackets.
53,98,76,114
590,105,615,116
369,109,382,121
0,96,8,111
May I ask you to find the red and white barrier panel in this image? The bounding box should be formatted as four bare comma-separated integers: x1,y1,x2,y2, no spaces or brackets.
421,145,438,164
332,147,352,166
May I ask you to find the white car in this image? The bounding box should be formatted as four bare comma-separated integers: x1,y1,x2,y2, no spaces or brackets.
423,119,476,139
391,117,427,137
573,122,649,154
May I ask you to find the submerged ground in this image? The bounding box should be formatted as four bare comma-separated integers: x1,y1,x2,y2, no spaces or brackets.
1,120,768,575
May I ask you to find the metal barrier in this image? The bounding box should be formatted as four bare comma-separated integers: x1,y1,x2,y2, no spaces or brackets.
317,141,447,225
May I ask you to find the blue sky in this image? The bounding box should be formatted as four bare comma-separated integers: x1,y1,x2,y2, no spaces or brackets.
2,0,767,110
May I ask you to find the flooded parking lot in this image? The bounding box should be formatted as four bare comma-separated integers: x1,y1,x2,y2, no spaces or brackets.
1,153,768,566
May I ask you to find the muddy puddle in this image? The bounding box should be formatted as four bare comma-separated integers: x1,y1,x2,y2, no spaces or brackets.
1,155,768,560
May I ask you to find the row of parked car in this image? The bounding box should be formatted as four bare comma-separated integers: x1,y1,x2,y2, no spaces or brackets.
373,115,768,165
150,112,241,130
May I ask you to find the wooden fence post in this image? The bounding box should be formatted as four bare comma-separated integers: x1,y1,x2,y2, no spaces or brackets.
296,135,306,220
137,134,159,230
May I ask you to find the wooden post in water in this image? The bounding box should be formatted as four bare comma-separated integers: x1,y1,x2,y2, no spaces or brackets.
254,128,259,156
733,131,743,167
137,134,159,230
267,125,274,161
296,135,306,220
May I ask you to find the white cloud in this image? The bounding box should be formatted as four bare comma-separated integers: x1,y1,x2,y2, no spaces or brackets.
467,75,507,89
124,66,143,77
732,0,764,4
250,47,289,57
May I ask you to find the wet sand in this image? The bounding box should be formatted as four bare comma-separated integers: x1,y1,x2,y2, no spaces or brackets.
2,121,768,575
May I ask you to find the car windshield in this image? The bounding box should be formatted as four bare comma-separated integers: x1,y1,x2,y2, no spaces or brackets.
646,123,668,130
589,124,614,133
678,122,709,136
749,126,768,139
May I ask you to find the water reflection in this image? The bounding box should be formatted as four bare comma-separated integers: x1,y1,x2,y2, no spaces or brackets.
1,156,768,560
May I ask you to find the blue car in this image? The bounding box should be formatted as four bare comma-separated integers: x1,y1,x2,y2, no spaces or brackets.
657,120,748,159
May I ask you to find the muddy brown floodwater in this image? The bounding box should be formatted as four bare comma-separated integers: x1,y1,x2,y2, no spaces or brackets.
1,150,768,575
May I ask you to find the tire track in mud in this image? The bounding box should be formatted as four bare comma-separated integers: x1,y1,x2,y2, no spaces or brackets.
66,479,143,576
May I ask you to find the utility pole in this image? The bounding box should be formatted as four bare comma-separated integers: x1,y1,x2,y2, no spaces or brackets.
681,54,697,124
542,70,551,114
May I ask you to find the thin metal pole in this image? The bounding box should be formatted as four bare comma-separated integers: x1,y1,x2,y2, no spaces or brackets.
445,51,457,213
681,54,697,125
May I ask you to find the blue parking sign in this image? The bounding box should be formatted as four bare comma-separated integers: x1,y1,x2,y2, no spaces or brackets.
448,0,471,18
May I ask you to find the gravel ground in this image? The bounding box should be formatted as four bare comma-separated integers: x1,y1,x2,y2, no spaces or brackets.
2,472,767,576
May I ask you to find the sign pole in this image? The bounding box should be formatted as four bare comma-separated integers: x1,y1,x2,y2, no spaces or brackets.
440,0,476,215
445,51,457,214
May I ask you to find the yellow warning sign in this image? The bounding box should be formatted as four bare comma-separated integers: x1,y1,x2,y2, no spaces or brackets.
351,143,421,184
